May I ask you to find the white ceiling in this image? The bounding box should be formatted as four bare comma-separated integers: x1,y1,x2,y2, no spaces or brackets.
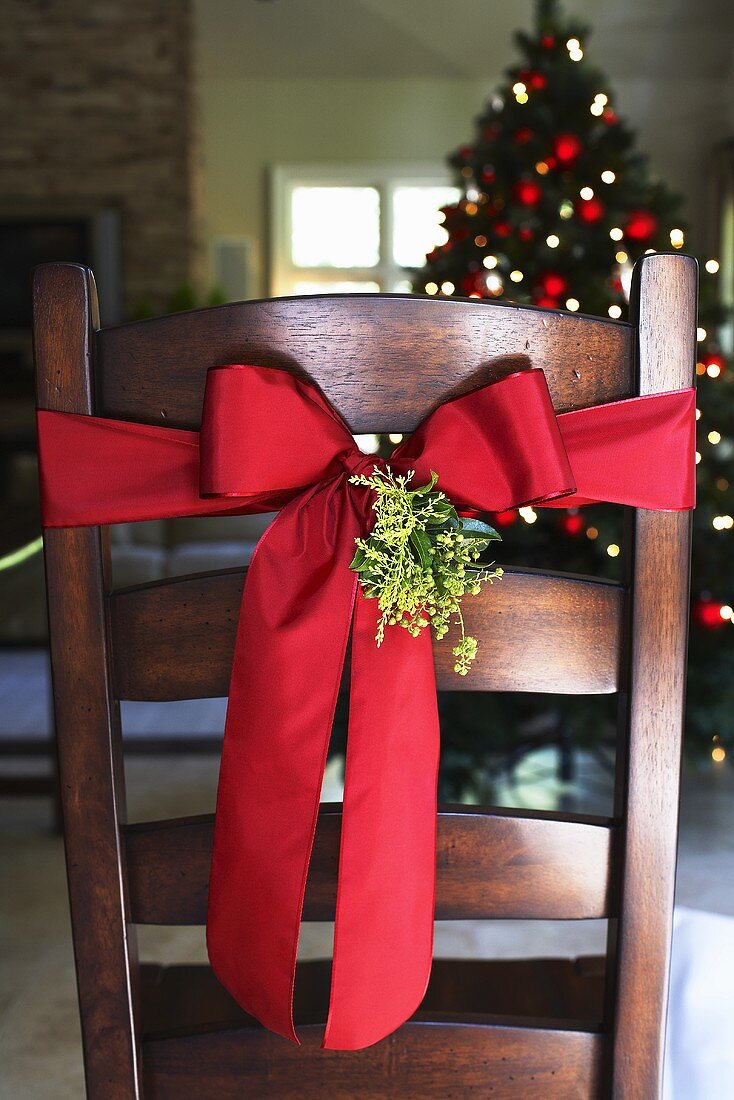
196,0,734,82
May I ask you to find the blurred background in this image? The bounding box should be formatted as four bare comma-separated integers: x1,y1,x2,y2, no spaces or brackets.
1,1,733,1097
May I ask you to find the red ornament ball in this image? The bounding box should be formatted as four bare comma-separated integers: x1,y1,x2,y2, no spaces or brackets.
552,132,583,165
541,34,555,49
493,220,511,238
514,126,535,145
518,225,534,242
693,598,728,630
457,144,474,161
517,69,547,91
625,209,658,242
481,165,496,184
558,512,586,537
535,295,560,309
514,179,543,206
493,509,518,528
576,196,605,223
602,108,618,125
537,271,569,298
461,272,488,298
482,124,501,142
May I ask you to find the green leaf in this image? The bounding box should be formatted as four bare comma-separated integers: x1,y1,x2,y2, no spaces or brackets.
349,547,366,570
459,517,501,541
410,471,439,496
409,528,433,568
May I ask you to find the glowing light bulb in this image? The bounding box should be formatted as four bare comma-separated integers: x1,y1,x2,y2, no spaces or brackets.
512,82,527,95
579,186,594,200
465,202,478,216
510,270,523,283
559,200,574,219
594,92,608,106
354,433,380,454
435,227,449,246
590,102,604,116
425,282,438,295
606,543,620,558
485,273,504,295
696,407,702,420
388,433,403,444
441,281,455,295
712,746,726,763
536,160,550,175
437,211,446,224
697,327,707,342
708,430,721,444
708,362,722,379
566,38,580,50
519,507,537,524
695,451,702,464
586,527,598,540
569,48,584,61
516,92,529,104
721,605,734,620
705,258,720,274
609,227,624,241
474,234,487,247
601,170,616,184
670,228,685,248
608,304,622,319
644,248,656,255
483,254,498,269
546,233,560,248
615,250,628,264
566,298,580,311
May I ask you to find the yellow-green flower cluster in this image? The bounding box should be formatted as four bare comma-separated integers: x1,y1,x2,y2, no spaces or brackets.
349,466,503,675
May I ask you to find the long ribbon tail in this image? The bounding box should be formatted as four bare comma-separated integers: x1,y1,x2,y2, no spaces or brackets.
324,592,440,1050
206,476,362,1043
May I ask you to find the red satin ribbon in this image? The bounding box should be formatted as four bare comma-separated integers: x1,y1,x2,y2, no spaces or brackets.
37,365,695,1050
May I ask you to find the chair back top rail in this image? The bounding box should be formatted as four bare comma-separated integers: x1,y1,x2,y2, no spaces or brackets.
93,293,634,432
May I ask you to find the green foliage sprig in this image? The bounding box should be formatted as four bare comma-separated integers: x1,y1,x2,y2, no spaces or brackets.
349,466,503,675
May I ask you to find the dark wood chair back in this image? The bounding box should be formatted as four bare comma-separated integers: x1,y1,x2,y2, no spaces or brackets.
34,254,696,1099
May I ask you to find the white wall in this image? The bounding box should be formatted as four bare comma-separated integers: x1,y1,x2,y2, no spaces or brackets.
198,69,729,298
199,75,492,296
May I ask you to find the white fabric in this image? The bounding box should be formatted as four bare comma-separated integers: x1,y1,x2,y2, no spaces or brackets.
664,906,734,1099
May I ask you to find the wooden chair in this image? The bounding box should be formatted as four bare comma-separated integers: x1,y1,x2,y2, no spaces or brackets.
34,254,696,1099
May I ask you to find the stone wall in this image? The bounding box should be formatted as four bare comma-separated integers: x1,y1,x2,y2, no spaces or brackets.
1,0,201,316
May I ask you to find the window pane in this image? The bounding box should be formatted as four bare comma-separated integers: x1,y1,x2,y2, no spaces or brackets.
291,280,380,295
392,186,461,268
291,187,380,268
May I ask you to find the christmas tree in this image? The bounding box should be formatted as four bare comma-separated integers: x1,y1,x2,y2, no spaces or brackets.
416,0,733,790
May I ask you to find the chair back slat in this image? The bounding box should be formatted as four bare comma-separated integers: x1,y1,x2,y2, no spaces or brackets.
110,567,624,699
95,295,634,432
141,1018,604,1100
125,805,615,925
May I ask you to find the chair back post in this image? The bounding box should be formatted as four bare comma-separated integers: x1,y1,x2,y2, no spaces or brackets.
33,263,141,1099
607,252,697,1098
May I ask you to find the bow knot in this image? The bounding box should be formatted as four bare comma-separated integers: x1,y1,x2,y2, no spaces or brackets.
341,449,388,481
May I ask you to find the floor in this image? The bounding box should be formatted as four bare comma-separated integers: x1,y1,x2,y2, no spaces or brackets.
2,652,734,1098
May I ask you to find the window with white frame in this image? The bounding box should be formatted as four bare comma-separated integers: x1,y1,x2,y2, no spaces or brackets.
270,164,460,297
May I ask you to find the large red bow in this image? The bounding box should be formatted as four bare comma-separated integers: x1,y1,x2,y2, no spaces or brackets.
37,365,695,1050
